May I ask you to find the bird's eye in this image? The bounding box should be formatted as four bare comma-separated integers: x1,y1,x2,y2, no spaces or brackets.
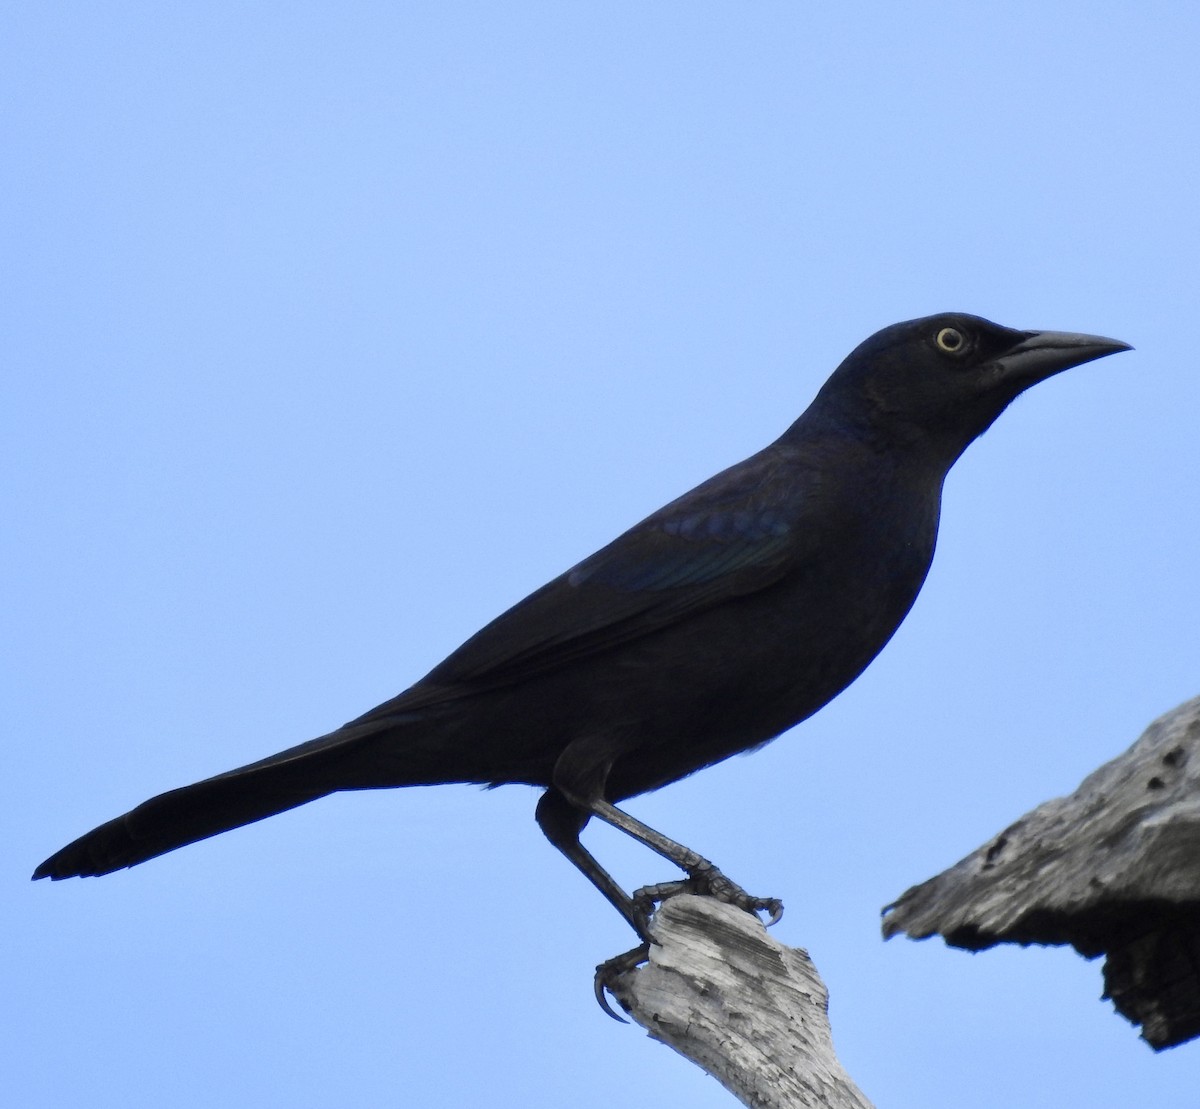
935,327,966,355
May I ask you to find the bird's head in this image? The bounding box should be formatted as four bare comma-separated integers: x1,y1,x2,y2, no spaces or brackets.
812,313,1131,462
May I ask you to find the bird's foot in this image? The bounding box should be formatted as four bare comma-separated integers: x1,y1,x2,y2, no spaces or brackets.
594,943,651,1022
632,864,783,935
596,869,783,1019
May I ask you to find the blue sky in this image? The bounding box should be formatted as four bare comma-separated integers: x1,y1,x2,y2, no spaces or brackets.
6,4,1199,1106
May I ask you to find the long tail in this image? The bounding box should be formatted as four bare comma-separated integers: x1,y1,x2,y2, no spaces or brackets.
32,725,396,880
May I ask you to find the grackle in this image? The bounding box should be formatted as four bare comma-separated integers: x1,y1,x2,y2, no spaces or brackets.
34,314,1129,954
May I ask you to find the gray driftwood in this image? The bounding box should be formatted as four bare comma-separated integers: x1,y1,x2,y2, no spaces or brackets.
604,895,874,1108
883,694,1200,1050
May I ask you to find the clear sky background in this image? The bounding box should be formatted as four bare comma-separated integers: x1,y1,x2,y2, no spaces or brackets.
6,4,1199,1107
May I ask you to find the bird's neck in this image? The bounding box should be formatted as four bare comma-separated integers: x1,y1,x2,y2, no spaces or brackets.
778,399,961,482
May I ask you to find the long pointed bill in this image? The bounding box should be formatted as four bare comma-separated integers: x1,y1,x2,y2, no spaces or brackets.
996,329,1133,385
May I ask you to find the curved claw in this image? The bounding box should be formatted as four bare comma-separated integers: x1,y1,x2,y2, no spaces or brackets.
593,943,651,1022
632,878,689,937
594,974,628,1023
761,898,784,927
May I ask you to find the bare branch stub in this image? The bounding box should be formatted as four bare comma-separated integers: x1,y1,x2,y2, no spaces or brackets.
604,895,874,1109
883,695,1200,1050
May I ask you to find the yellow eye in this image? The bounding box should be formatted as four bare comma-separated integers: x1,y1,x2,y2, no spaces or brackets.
935,327,966,354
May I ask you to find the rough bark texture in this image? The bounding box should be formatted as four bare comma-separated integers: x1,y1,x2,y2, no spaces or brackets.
883,694,1200,1050
604,895,874,1109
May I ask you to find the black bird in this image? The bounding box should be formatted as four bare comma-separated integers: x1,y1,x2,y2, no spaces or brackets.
34,314,1129,946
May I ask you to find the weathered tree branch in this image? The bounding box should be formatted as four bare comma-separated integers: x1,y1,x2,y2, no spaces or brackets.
604,895,874,1108
883,694,1200,1050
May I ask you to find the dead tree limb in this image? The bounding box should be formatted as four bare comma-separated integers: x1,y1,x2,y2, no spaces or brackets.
604,895,874,1108
883,694,1200,1050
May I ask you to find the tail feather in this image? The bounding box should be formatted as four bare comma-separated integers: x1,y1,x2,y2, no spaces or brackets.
32,726,377,880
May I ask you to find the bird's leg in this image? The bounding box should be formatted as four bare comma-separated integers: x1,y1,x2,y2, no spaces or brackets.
534,789,646,941
586,798,784,932
548,742,782,929
535,790,653,1020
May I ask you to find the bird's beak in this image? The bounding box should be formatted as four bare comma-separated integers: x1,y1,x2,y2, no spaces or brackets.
995,329,1133,384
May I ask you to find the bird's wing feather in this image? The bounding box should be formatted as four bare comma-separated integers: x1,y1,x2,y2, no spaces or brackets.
351,445,811,721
